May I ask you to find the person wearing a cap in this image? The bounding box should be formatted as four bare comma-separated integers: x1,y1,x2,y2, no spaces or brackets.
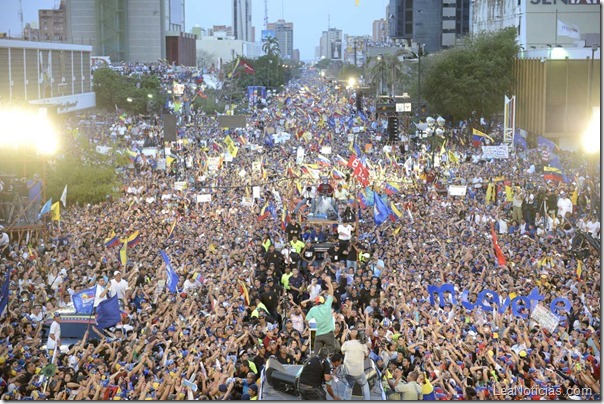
108,270,129,301
341,324,371,400
304,273,336,354
46,312,61,357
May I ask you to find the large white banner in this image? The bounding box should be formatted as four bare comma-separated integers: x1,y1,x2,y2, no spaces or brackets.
530,304,560,333
481,145,509,159
448,185,467,196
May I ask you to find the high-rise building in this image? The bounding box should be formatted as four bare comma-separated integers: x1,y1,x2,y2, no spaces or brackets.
319,28,342,60
471,0,599,49
233,0,252,42
372,19,388,43
38,0,66,42
64,0,193,64
267,19,294,59
388,0,470,52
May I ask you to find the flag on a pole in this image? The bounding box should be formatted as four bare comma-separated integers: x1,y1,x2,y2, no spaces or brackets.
104,231,120,248
60,185,67,207
167,219,178,239
160,250,179,293
490,223,507,267
557,19,581,39
372,191,393,226
472,128,494,146
384,182,401,195
576,260,583,281
125,231,141,248
50,202,60,222
96,295,121,329
37,198,52,220
390,202,403,221
72,286,97,315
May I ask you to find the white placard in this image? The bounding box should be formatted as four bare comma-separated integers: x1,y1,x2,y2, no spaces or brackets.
448,185,467,196
530,304,560,333
383,145,392,153
481,145,509,159
238,169,247,177
352,127,360,133
156,158,166,171
252,186,261,199
141,147,158,157
320,146,332,155
347,134,355,141
296,147,305,165
174,181,188,191
96,145,112,155
223,152,233,162
196,194,212,203
241,197,254,207
252,161,262,172
207,157,221,172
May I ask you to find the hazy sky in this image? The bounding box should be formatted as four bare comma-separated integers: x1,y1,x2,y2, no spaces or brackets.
0,0,388,60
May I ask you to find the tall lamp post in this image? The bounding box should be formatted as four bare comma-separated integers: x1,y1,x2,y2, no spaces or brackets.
416,43,424,118
377,54,384,96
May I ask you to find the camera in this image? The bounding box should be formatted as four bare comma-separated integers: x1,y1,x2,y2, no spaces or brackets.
358,330,368,344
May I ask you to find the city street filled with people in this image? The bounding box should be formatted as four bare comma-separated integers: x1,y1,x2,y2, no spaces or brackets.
0,64,600,400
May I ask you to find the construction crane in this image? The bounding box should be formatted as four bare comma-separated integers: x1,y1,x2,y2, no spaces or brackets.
18,0,24,37
264,0,268,28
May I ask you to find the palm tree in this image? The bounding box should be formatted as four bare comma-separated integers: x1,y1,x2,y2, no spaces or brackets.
367,53,406,96
262,36,280,58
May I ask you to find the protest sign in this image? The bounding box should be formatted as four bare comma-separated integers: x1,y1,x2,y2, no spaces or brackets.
320,146,332,155
252,186,261,199
448,185,468,196
238,169,247,177
196,194,212,203
481,145,509,159
347,134,355,142
252,161,262,172
296,147,305,165
141,147,158,157
223,152,233,162
530,304,560,333
174,181,187,191
241,197,254,207
383,145,392,153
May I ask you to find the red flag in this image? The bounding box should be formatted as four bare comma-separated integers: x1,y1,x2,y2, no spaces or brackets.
240,60,255,74
490,223,507,266
347,155,370,186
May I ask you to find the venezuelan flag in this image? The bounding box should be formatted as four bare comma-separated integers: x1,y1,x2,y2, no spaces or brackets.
332,168,345,180
472,128,494,146
126,231,141,248
390,202,403,221
258,202,270,221
238,135,248,146
126,149,138,163
543,166,567,182
384,182,401,196
104,231,120,248
281,205,290,231
317,154,332,167
334,154,348,167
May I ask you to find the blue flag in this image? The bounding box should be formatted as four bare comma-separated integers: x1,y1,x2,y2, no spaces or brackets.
96,295,121,329
513,131,527,150
358,110,368,122
0,269,10,317
537,136,559,152
373,191,393,226
327,116,336,129
37,198,52,220
72,286,97,314
160,250,179,293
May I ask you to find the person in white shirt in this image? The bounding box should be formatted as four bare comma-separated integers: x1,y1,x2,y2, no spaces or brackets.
183,273,201,293
307,278,322,300
94,276,109,308
46,312,61,355
586,215,600,239
557,192,573,218
109,271,129,300
341,325,370,400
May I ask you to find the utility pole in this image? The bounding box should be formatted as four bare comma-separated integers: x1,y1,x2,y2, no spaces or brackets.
264,0,268,28
18,0,24,38
417,44,424,118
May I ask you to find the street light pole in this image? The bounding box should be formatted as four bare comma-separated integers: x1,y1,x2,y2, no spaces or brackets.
587,44,598,118
417,44,424,118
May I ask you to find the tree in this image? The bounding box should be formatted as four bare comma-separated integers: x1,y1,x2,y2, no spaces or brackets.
367,53,406,96
422,27,519,121
93,68,163,114
262,36,280,58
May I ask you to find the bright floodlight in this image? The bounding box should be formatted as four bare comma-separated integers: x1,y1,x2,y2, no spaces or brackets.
583,108,600,153
348,77,357,88
0,109,58,155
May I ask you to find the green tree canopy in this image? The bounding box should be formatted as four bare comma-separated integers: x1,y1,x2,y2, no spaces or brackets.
93,68,164,114
262,36,280,57
422,27,519,120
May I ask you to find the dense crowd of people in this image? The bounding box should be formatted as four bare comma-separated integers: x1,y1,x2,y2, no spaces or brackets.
0,64,600,401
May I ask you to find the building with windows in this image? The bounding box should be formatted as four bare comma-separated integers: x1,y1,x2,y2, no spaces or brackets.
319,28,343,61
372,19,389,43
388,0,470,52
471,0,600,50
233,0,253,42
64,0,192,64
0,39,95,113
39,1,66,42
267,19,294,59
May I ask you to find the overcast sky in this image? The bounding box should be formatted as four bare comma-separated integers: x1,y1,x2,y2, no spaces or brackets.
0,0,388,60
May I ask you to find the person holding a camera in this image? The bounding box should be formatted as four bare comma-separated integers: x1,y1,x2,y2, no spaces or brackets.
341,324,371,400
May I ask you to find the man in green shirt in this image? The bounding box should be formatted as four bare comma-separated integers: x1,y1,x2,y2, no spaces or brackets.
304,273,336,354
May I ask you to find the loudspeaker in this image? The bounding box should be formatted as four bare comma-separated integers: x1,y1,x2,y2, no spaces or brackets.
387,116,399,141
265,358,297,395
163,114,177,142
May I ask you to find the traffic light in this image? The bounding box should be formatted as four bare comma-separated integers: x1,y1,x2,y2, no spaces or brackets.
387,116,399,141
